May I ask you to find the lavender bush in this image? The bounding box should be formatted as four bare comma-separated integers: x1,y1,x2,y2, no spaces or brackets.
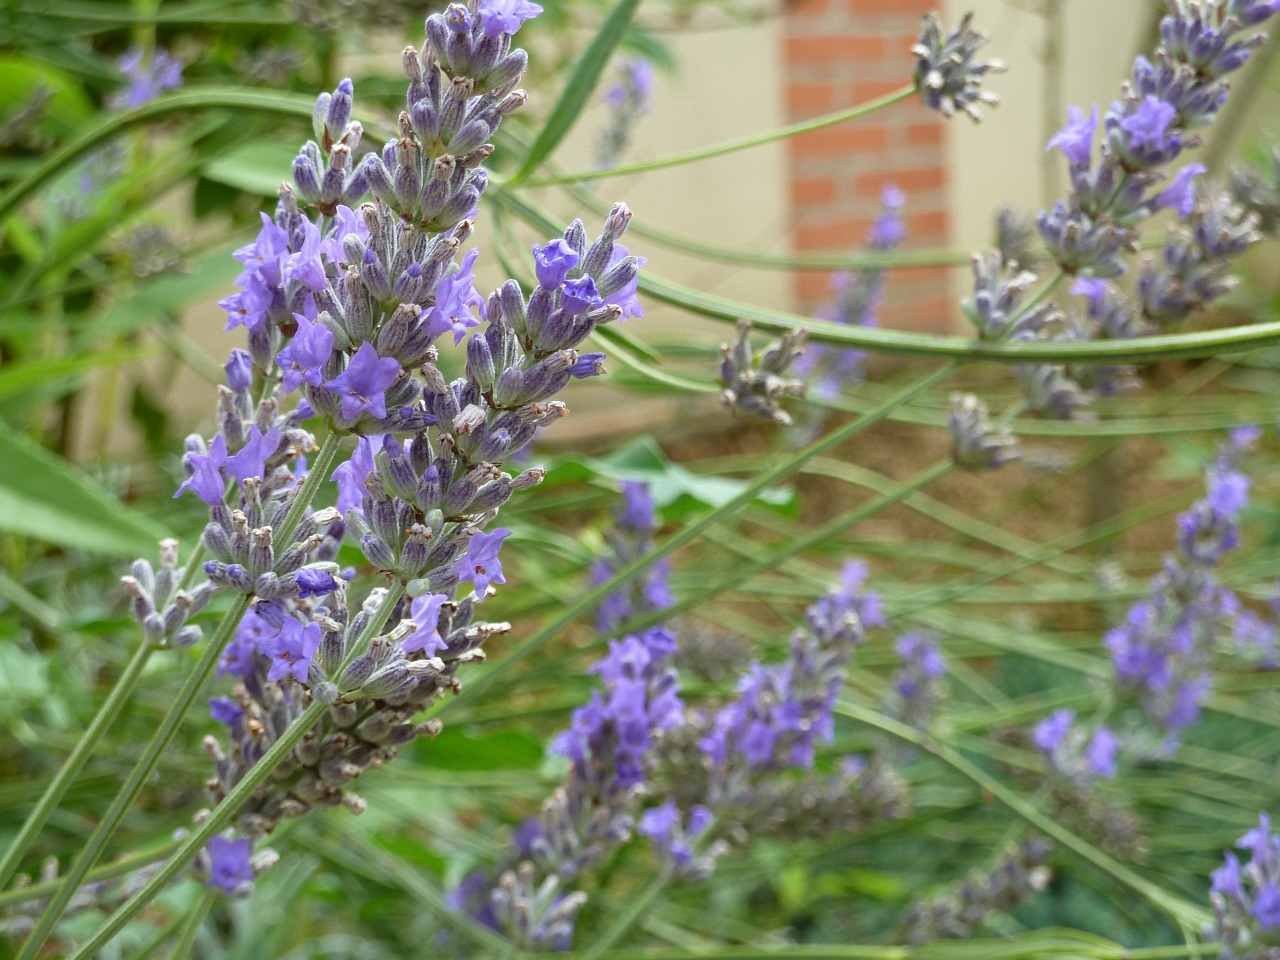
1,2,1280,958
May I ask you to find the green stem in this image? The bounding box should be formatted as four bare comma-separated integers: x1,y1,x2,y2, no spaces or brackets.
129,909,188,960
167,888,216,960
0,842,179,910
447,361,957,713
275,432,344,547
0,88,319,224
836,701,1211,932
0,639,154,890
67,582,407,959
493,190,1280,364
519,86,916,187
307,827,514,955
580,872,669,960
15,592,251,960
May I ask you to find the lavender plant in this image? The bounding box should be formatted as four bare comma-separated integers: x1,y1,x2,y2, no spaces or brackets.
3,1,656,953
4,0,1280,956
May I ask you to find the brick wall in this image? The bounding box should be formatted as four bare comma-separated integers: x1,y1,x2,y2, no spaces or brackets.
783,0,952,333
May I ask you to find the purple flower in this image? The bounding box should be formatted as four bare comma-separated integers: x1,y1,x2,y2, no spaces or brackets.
1158,163,1206,219
1254,883,1280,929
219,607,274,678
1212,851,1244,897
334,437,377,517
425,249,484,345
224,425,282,486
234,213,289,275
1070,276,1110,312
1207,463,1249,517
1033,709,1075,754
116,48,183,109
605,245,645,319
1239,812,1273,865
1119,95,1177,152
220,267,276,333
455,528,512,597
569,352,607,379
285,219,327,292
619,480,657,531
404,593,449,655
870,184,906,247
260,617,323,683
206,836,253,895
175,434,228,506
225,349,254,392
533,239,579,289
1046,105,1098,165
1084,726,1119,778
638,798,678,843
210,696,243,728
279,313,335,393
323,342,401,422
638,798,711,868
561,276,603,315
1230,424,1263,450
295,567,338,598
477,0,543,38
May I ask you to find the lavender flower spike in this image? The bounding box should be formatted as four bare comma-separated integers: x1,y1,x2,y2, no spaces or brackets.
912,12,1005,121
949,392,1018,470
1208,811,1280,955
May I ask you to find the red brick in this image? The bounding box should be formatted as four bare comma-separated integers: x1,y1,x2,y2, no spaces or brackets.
898,295,958,334
788,124,889,156
796,270,838,301
904,121,943,147
856,165,943,195
784,35,885,63
851,0,935,13
852,79,913,101
794,217,875,249
903,209,948,241
786,81,835,113
791,175,838,204
787,0,828,15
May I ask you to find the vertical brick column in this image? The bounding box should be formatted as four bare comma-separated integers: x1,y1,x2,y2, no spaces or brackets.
783,0,952,333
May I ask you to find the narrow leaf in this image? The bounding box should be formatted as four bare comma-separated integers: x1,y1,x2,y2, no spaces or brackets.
0,429,170,556
510,0,641,183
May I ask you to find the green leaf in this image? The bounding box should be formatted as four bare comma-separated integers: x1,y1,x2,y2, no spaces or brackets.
549,435,795,517
0,429,170,556
0,55,95,138
0,345,162,402
201,140,299,197
409,728,544,771
509,0,642,183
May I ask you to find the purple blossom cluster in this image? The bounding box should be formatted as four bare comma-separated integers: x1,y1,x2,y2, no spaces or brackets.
449,483,680,948
1032,709,1119,781
718,320,808,426
636,563,910,880
885,631,947,733
796,185,904,402
699,561,881,774
1104,428,1268,752
124,0,654,901
1209,813,1280,958
597,57,655,169
589,480,673,632
963,2,1277,421
113,48,183,110
912,13,1004,121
